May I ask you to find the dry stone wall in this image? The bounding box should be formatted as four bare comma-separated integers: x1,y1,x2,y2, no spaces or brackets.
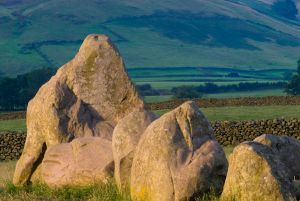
214,118,300,146
1,118,300,161
0,132,25,161
148,96,300,110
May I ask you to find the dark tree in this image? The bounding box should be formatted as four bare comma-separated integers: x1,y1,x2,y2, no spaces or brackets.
283,71,294,80
298,59,300,74
272,0,298,19
285,59,300,95
0,78,20,110
285,75,300,95
136,84,160,96
0,68,55,110
171,86,202,99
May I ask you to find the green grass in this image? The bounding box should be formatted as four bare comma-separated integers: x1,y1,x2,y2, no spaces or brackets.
154,105,300,121
1,105,300,132
203,89,286,99
0,181,132,201
1,0,300,76
143,95,173,103
0,119,26,132
0,146,234,201
143,89,286,102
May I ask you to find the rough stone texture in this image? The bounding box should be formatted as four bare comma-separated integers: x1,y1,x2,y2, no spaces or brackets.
221,141,295,201
0,132,25,161
130,101,228,201
254,134,300,180
13,34,144,186
214,118,300,146
39,137,113,187
112,109,157,190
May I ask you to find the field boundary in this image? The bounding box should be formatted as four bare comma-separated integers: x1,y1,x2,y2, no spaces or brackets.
2,117,300,161
148,96,300,110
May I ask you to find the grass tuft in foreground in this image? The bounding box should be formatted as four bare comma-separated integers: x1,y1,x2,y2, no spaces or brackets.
0,181,132,201
0,181,238,201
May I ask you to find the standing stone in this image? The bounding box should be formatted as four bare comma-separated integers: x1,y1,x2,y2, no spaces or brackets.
13,34,144,186
254,134,300,180
221,141,295,201
112,109,157,190
130,101,228,201
39,137,114,188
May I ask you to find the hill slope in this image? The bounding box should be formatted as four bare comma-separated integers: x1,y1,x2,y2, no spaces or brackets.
0,0,300,76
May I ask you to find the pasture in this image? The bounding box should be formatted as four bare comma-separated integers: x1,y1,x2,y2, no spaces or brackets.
1,105,300,132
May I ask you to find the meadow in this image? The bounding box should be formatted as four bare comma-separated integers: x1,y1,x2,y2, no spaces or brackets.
1,0,300,77
1,105,300,132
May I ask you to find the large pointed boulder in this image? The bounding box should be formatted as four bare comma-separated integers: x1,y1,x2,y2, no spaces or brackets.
13,34,144,186
130,101,228,201
112,109,157,190
221,141,295,201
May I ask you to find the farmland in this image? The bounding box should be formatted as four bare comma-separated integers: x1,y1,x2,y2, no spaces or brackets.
2,104,300,132
1,0,300,77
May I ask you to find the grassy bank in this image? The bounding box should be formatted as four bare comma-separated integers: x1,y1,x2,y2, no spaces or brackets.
0,119,26,132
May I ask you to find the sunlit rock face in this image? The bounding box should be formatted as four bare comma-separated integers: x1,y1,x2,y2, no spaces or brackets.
13,34,145,186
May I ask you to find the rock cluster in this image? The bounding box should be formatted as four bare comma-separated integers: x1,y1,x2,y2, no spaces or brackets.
11,34,300,201
13,34,227,201
13,34,144,186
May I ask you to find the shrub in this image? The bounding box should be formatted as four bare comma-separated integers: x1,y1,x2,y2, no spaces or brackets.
171,86,203,99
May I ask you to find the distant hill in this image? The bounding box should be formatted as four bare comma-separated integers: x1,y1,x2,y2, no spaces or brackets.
1,0,300,76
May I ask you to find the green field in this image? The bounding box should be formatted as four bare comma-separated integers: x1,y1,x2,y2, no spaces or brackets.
154,105,300,121
203,89,286,99
0,119,26,132
1,105,300,133
1,0,300,76
143,89,286,103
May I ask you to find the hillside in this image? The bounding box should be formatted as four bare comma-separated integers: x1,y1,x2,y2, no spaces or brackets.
0,0,300,76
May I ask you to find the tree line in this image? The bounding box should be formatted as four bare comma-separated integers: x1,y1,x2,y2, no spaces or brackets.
137,82,287,99
1,63,299,110
0,68,55,110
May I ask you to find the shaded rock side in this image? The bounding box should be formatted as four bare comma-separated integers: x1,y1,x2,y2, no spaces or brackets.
40,137,114,187
130,101,228,201
221,141,295,201
13,34,144,186
112,109,157,190
254,134,300,180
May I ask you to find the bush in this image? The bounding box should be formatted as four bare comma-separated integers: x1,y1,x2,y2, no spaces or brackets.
285,59,300,95
136,84,160,96
0,68,55,110
171,86,203,99
285,75,300,95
